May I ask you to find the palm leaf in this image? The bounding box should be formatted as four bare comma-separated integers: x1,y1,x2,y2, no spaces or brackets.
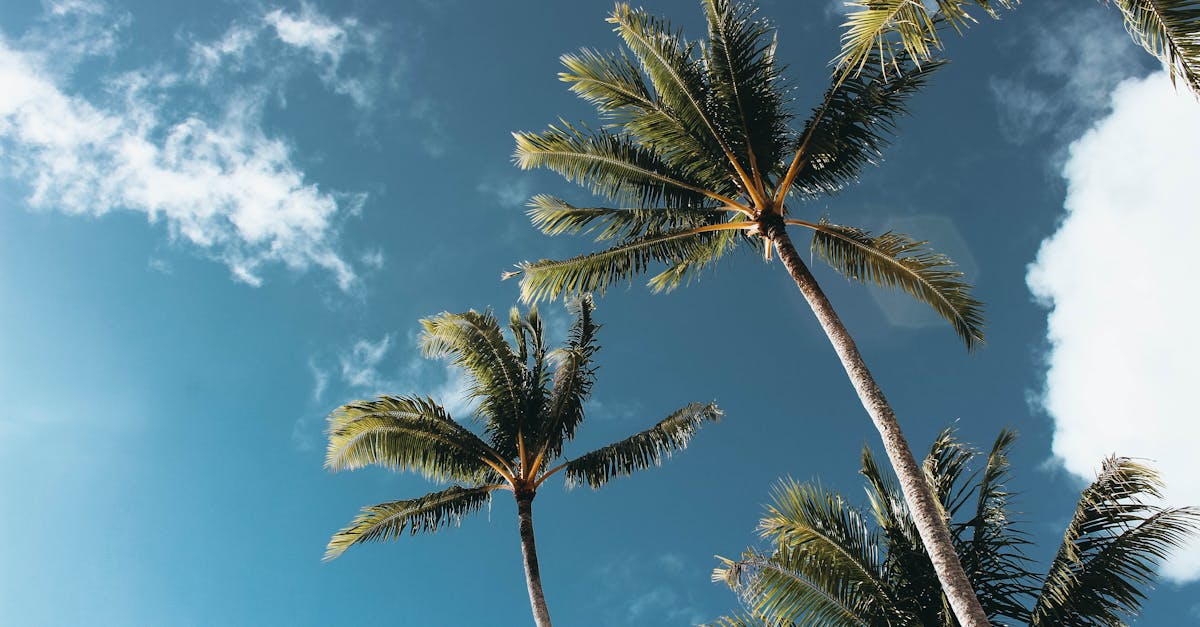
788,52,943,200
562,402,721,489
1031,457,1200,625
714,548,878,626
535,295,600,465
701,0,791,180
513,121,716,210
325,395,503,483
526,194,729,241
420,310,528,459
512,226,735,303
1107,0,1200,94
806,220,985,349
323,484,500,561
835,1,1015,77
646,220,745,294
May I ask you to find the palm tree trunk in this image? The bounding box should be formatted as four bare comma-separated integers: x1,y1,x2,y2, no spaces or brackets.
765,220,991,627
515,491,553,627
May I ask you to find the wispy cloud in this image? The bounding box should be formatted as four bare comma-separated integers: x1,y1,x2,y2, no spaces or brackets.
1027,71,1200,582
0,2,373,290
989,5,1144,145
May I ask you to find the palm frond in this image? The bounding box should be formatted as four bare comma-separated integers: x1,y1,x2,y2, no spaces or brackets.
806,219,985,349
700,612,773,627
835,1,1015,77
323,484,500,561
788,52,943,200
325,395,503,483
714,547,882,626
1107,0,1200,94
562,402,721,489
758,479,894,613
526,194,730,241
535,295,600,466
419,310,528,458
609,3,750,188
513,121,716,209
646,220,745,294
1031,457,1200,625
513,226,736,303
701,0,792,181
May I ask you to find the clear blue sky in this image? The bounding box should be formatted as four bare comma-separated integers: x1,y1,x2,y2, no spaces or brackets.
2,0,1197,624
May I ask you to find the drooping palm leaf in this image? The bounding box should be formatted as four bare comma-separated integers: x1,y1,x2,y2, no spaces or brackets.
714,547,882,625
562,402,722,489
526,194,730,241
1108,0,1200,94
805,219,985,349
324,484,500,561
1031,457,1200,625
420,310,527,458
325,395,506,483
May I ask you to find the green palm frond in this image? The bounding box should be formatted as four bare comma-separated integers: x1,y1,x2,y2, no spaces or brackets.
701,612,773,627
1107,0,1200,94
563,402,721,489
701,0,791,178
325,395,502,483
758,479,894,612
715,547,882,626
324,484,500,561
536,295,600,464
559,47,656,114
513,226,737,303
1031,457,1200,626
789,52,943,200
608,3,744,180
806,220,985,349
526,194,730,241
835,1,1015,77
420,310,528,458
513,121,714,210
646,220,745,294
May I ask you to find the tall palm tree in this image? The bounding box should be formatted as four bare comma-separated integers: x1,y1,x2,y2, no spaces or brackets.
322,297,721,627
837,0,1200,96
507,1,989,622
711,428,1200,626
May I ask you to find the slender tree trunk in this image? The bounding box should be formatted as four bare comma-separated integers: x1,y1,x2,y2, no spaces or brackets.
764,219,991,627
515,491,553,627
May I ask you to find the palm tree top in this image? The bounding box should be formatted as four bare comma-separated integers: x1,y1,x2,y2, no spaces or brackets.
508,0,985,349
322,296,722,561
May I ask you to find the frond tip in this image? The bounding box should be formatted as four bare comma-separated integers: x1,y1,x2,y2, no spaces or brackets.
323,485,500,561
804,219,985,349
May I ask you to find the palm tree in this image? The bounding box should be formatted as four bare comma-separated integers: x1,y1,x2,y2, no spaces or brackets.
711,428,1200,626
837,0,1200,96
507,1,989,622
322,297,721,627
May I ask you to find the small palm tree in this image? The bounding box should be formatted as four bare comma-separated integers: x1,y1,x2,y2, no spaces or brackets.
508,1,988,622
322,298,721,627
837,0,1200,96
711,428,1200,626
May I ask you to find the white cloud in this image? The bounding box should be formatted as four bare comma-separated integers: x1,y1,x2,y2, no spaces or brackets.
339,334,393,389
1027,71,1200,582
0,5,364,289
477,176,534,209
266,4,349,63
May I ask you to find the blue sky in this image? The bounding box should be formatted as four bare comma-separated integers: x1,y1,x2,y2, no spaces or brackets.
1,0,1198,624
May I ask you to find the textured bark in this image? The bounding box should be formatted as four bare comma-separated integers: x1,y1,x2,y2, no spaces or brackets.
765,219,992,627
516,492,553,627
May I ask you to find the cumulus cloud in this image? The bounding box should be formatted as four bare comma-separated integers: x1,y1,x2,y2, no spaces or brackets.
1027,71,1200,581
0,3,370,289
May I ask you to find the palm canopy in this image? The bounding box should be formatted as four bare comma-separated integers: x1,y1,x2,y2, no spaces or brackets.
836,0,1200,96
711,428,1200,626
509,0,985,349
323,296,722,561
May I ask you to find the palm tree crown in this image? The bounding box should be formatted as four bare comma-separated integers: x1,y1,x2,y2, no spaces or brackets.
323,297,721,626
712,428,1200,626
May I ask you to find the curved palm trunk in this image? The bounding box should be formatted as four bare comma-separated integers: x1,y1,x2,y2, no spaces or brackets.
765,220,991,627
515,491,553,627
